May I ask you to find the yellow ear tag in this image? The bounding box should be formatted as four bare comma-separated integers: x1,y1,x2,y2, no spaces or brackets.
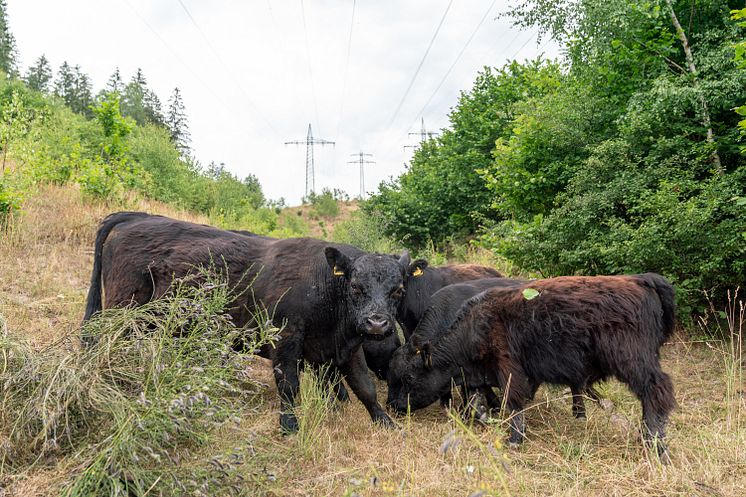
412,267,424,277
333,266,345,276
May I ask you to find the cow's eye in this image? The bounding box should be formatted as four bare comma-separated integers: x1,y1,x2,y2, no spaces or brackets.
391,287,405,299
351,283,363,296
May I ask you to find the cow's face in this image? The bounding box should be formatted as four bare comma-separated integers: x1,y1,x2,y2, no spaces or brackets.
386,342,450,413
325,248,410,340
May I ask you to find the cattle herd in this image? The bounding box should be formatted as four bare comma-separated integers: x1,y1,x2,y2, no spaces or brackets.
82,212,677,460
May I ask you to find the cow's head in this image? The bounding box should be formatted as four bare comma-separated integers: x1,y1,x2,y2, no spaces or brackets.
325,247,410,340
386,340,452,413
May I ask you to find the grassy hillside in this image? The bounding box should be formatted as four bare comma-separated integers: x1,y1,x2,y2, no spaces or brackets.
0,185,744,496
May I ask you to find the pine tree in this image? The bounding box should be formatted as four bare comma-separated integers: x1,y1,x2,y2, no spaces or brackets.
72,66,93,117
166,87,191,155
105,67,123,94
54,61,76,105
0,0,18,75
143,89,164,126
25,55,53,93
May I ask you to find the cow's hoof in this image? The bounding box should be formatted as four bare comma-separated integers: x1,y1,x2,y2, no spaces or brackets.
508,441,521,450
279,413,299,434
573,412,587,420
335,384,350,403
374,413,397,429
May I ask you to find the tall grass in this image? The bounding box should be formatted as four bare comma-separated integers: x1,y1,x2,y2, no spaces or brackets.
0,271,277,496
294,365,335,457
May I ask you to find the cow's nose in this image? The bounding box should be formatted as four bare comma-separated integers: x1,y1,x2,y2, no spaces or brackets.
366,314,389,330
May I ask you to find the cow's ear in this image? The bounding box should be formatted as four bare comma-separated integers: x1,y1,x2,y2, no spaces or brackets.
421,341,433,369
397,250,411,272
325,247,351,278
408,259,428,278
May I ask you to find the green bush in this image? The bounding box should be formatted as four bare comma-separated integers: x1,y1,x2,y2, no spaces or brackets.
305,187,340,219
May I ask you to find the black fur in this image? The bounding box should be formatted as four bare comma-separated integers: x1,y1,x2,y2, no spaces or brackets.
82,212,411,432
388,278,524,410
398,262,502,338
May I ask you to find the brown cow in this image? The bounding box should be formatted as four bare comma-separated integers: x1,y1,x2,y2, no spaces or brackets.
387,274,676,459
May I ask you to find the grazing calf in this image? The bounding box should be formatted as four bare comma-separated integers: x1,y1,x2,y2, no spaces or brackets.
389,278,525,410
83,212,413,433
387,274,676,458
398,261,503,339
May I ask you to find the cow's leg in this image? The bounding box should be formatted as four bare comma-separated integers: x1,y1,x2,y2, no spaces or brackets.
571,385,587,419
341,347,395,428
585,384,602,403
313,363,349,403
273,332,305,434
506,397,526,448
621,362,676,461
483,387,502,410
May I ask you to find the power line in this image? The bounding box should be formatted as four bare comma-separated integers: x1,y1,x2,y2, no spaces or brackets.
348,151,375,199
385,0,453,131
400,0,497,150
173,0,281,138
285,124,335,197
121,0,228,107
506,30,538,62
300,0,322,135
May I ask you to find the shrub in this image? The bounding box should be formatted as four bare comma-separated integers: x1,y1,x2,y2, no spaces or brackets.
0,271,278,496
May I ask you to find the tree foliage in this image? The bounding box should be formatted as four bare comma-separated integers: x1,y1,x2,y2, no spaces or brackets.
166,87,190,156
0,0,17,75
369,0,746,314
24,55,52,94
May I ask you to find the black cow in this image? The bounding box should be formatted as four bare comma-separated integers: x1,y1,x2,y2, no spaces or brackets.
387,274,677,458
398,261,502,339
228,230,398,382
389,277,525,411
358,262,504,381
83,212,414,432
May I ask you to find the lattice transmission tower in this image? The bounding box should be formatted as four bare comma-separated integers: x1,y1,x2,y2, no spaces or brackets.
404,117,438,150
348,152,375,199
284,123,335,196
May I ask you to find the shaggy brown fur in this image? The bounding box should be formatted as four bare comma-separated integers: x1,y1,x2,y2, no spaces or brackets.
388,274,676,458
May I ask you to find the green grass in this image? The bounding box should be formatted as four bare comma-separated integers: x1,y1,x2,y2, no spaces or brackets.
0,271,276,496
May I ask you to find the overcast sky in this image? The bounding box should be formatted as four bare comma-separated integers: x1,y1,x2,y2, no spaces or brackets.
8,1,558,205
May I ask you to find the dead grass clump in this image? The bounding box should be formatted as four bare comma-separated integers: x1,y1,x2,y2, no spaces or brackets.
0,271,275,496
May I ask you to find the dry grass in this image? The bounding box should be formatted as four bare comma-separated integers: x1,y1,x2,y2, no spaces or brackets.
1,185,744,496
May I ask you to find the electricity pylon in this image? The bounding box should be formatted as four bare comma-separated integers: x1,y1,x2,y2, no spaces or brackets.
285,123,335,196
348,152,375,199
404,117,438,150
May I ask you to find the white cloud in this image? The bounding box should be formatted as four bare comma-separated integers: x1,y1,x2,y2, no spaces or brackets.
8,0,558,204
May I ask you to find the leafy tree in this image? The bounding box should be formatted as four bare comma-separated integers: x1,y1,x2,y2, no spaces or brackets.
166,87,190,155
0,0,17,75
367,61,563,248
24,55,52,93
480,0,746,313
733,7,746,144
93,92,134,159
